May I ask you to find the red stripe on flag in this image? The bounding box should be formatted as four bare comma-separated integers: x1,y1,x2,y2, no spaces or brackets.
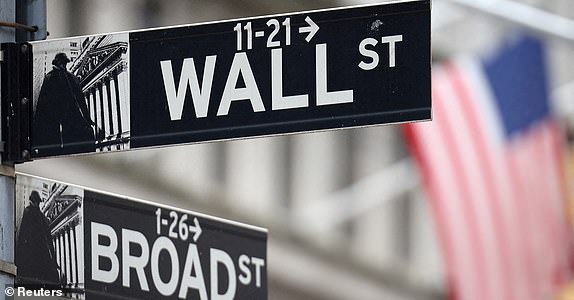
446,62,514,300
411,69,489,300
506,136,541,300
438,67,501,300
535,123,562,295
403,124,460,299
543,121,572,285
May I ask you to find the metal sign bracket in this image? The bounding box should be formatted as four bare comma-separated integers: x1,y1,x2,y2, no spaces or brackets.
0,259,17,276
0,42,32,163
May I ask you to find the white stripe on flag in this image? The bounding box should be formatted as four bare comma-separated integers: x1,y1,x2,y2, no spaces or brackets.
411,69,483,300
446,60,524,300
539,122,570,286
532,123,559,298
455,59,526,300
438,66,505,300
515,127,548,300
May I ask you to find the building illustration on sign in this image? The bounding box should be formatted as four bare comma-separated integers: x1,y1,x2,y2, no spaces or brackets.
71,35,130,152
15,175,85,299
31,34,130,157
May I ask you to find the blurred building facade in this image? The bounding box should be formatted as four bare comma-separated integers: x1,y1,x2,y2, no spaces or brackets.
18,0,574,299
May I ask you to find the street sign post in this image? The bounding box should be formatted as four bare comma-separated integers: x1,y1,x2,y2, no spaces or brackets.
9,0,430,160
14,173,267,299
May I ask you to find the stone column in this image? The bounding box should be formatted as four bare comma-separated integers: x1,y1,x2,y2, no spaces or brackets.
104,77,114,136
72,225,79,286
64,229,70,284
112,69,123,134
98,83,106,135
59,233,66,281
90,88,98,135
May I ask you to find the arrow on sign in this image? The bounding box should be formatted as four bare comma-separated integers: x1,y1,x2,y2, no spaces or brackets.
189,217,202,242
299,16,319,42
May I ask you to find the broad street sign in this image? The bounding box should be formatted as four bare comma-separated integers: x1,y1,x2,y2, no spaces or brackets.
3,0,430,160
15,173,267,299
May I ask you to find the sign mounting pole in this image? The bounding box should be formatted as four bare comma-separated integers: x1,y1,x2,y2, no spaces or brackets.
0,0,17,290
0,0,45,291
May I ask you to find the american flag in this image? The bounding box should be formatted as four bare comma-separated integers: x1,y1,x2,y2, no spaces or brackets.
404,36,572,300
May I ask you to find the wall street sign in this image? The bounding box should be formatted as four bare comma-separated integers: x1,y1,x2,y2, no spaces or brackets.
4,0,430,160
15,173,267,299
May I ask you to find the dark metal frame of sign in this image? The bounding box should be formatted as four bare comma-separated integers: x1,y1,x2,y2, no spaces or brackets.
14,173,268,299
0,43,33,163
1,0,431,161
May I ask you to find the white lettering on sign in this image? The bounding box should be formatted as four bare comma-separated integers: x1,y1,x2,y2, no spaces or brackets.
91,222,119,283
271,48,309,110
358,38,379,71
161,43,358,121
151,236,180,296
235,17,296,51
358,34,403,70
90,221,265,299
316,43,354,106
155,208,202,242
238,255,265,288
382,35,403,67
160,56,217,121
210,249,236,300
179,244,208,299
298,16,320,43
122,228,150,291
218,52,265,116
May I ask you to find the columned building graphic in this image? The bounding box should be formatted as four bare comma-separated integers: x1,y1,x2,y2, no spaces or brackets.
41,183,84,298
70,35,130,152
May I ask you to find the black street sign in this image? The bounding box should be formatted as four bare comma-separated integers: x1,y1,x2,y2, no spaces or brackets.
14,173,267,299
19,0,430,159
